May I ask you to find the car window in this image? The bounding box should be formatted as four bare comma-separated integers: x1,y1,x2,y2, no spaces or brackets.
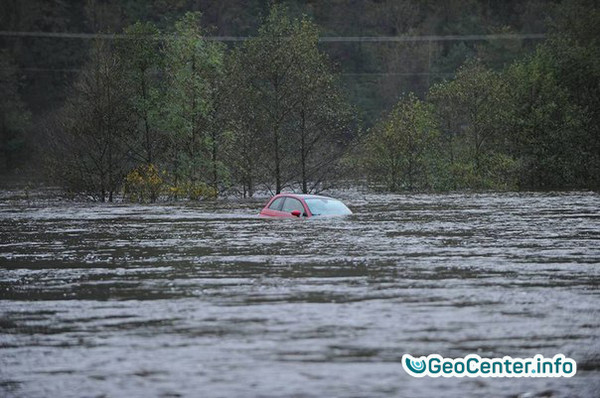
305,198,352,216
281,197,305,213
268,197,285,211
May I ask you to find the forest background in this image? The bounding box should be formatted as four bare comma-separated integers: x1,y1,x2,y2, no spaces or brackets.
1,0,598,200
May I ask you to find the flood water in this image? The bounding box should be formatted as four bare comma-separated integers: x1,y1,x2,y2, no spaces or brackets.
1,190,599,397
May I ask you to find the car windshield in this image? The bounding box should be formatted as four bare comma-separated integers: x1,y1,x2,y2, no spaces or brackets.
304,198,352,216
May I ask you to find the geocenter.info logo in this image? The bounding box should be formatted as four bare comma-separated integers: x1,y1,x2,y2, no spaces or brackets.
402,354,576,378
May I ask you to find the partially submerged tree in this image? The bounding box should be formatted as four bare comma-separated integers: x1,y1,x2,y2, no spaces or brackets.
48,40,132,201
506,47,586,189
116,21,163,167
230,4,356,194
362,93,439,191
162,12,226,195
429,60,517,189
541,0,600,189
224,47,267,198
289,18,356,193
233,5,300,194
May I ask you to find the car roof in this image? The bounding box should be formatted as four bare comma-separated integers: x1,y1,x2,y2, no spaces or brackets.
274,193,339,200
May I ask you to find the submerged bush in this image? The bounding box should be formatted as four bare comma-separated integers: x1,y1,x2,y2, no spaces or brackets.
168,181,217,201
123,164,165,202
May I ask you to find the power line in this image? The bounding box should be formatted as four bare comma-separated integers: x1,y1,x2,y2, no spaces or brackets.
7,67,456,76
1,31,545,77
341,72,455,76
0,30,546,42
319,33,546,42
11,67,82,73
0,31,122,40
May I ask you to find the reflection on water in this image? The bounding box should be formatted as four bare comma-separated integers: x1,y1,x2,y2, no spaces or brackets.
1,191,599,397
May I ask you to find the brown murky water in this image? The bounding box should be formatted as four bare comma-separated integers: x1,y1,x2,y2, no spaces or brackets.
1,190,599,397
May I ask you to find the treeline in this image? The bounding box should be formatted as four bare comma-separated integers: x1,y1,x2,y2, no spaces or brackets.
3,1,599,198
359,0,600,191
0,0,558,176
43,5,356,201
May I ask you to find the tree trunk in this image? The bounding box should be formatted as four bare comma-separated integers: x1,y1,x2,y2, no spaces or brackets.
275,136,281,194
274,78,282,194
300,110,308,194
141,72,152,164
212,129,218,192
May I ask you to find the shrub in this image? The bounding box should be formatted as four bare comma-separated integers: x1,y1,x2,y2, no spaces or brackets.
123,164,165,202
167,181,217,200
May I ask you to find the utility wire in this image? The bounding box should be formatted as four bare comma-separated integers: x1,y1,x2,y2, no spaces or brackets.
9,67,456,76
319,33,546,42
1,31,545,75
0,31,546,42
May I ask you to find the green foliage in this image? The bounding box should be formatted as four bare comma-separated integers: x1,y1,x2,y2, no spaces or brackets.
361,0,599,192
362,93,439,191
233,4,302,193
541,0,600,188
34,0,600,196
505,46,586,189
123,164,219,203
162,12,228,190
168,180,218,201
429,60,517,190
117,21,164,165
229,4,356,194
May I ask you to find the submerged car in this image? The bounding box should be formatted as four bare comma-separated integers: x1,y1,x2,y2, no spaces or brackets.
259,193,352,218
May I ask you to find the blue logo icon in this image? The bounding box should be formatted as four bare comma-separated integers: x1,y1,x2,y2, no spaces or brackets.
403,354,427,375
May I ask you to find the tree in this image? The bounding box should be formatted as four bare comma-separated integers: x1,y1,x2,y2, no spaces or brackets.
223,47,267,198
497,0,599,190
362,93,439,191
162,12,227,195
230,4,356,194
541,0,600,189
506,47,586,189
429,59,517,189
289,17,356,193
47,40,133,201
116,21,163,167
233,4,299,194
